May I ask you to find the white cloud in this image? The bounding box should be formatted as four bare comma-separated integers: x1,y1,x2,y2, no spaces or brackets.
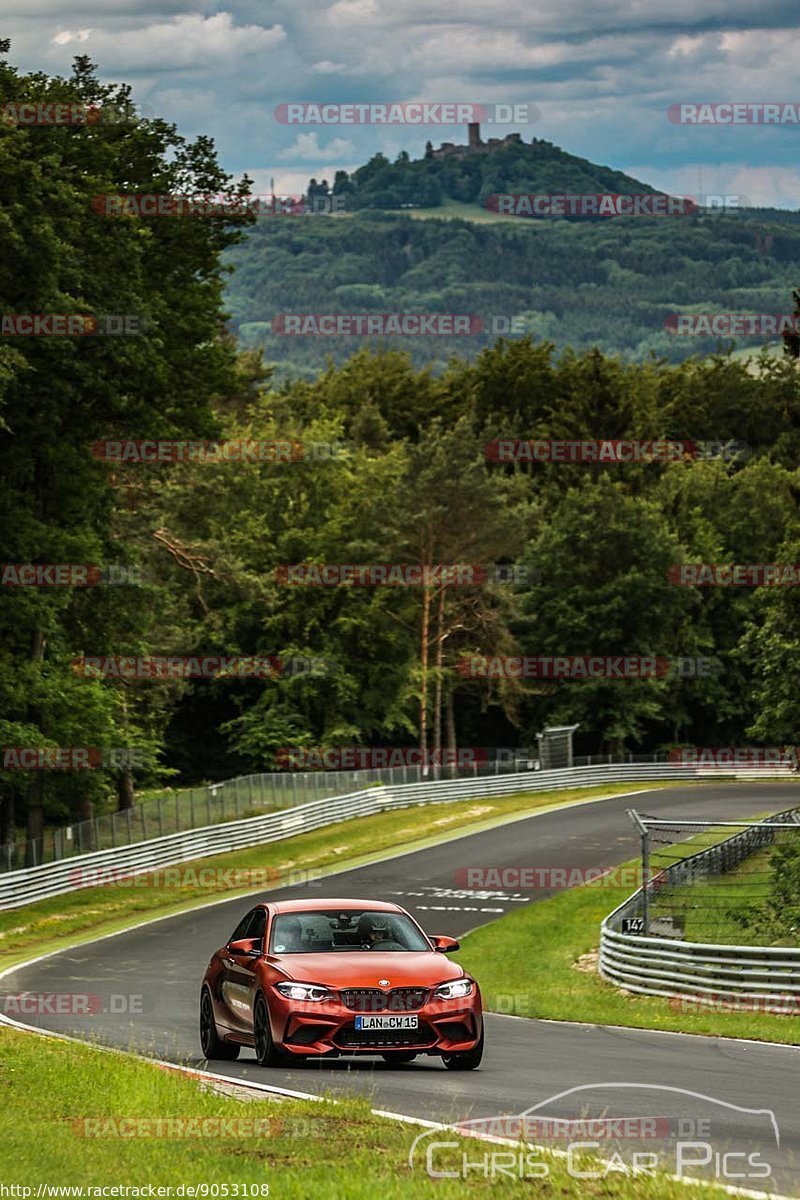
278,132,356,160
52,29,93,45
624,162,800,209
312,60,346,73
65,13,286,72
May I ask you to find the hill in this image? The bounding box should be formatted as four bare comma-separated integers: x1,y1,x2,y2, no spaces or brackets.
318,128,663,211
224,132,800,379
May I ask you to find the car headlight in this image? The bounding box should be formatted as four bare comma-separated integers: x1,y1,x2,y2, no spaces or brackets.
434,979,473,1000
275,982,331,1002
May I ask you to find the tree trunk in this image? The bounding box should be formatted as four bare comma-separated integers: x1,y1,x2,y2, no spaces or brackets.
0,790,13,847
24,773,44,866
432,588,445,778
24,628,47,866
419,585,430,773
116,767,135,811
445,687,457,778
77,792,94,850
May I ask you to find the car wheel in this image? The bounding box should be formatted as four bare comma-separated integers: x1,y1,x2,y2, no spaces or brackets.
200,989,240,1061
254,994,286,1067
381,1052,417,1064
442,1026,484,1071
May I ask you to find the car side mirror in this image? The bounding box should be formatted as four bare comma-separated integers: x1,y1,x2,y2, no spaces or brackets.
228,937,261,958
430,934,460,953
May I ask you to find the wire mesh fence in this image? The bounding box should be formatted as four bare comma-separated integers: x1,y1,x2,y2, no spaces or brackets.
0,750,672,873
623,809,800,946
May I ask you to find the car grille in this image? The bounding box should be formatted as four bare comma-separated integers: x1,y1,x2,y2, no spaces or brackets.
334,1021,436,1049
338,987,428,1012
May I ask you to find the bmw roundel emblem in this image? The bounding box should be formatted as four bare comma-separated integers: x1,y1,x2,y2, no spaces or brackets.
378,979,390,986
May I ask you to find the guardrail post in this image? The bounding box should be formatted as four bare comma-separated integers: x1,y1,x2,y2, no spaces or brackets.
628,809,650,935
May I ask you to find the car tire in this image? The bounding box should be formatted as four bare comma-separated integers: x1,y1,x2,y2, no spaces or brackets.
381,1052,417,1064
442,1026,484,1071
254,994,287,1067
200,989,240,1061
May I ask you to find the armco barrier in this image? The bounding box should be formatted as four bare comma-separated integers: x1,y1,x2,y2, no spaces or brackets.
600,807,800,1003
0,761,794,910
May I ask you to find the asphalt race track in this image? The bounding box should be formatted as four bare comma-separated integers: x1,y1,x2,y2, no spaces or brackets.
4,783,800,1193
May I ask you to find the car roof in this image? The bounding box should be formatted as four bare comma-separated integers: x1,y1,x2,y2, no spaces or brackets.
267,898,404,914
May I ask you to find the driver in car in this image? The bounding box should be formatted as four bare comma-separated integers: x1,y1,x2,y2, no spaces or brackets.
276,917,304,952
357,914,408,949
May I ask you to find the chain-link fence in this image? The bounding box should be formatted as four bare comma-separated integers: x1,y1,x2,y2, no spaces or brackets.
623,809,800,946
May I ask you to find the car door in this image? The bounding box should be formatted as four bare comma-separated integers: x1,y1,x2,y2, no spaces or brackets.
223,907,266,1034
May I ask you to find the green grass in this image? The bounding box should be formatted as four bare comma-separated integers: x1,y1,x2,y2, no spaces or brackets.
0,1026,735,1197
458,847,800,1045
332,198,537,224
0,782,672,971
654,841,797,946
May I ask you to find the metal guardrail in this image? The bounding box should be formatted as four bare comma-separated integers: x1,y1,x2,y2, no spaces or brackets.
0,751,670,873
600,807,800,1003
1,759,794,911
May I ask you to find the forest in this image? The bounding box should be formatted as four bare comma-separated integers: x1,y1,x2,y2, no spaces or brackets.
3,48,800,846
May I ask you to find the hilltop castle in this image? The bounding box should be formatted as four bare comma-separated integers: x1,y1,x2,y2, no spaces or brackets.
428,122,538,160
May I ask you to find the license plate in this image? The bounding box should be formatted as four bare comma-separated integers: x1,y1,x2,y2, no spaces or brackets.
354,1015,418,1031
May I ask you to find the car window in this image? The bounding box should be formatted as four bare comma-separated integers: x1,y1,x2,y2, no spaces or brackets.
228,910,255,943
270,910,430,953
248,908,266,946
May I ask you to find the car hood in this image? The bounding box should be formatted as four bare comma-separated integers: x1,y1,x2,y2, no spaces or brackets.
273,951,465,988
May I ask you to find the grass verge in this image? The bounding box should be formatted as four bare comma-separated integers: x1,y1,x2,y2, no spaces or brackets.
458,851,800,1045
0,782,672,972
0,1025,735,1197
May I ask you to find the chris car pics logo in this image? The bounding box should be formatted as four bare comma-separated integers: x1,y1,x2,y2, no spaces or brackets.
408,1084,779,1184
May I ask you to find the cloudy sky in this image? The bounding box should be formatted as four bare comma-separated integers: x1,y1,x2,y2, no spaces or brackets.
6,0,800,206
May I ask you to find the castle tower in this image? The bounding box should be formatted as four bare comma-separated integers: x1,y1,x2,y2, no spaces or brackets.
468,121,481,149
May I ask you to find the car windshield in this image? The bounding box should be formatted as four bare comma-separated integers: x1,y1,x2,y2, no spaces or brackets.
269,910,431,953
